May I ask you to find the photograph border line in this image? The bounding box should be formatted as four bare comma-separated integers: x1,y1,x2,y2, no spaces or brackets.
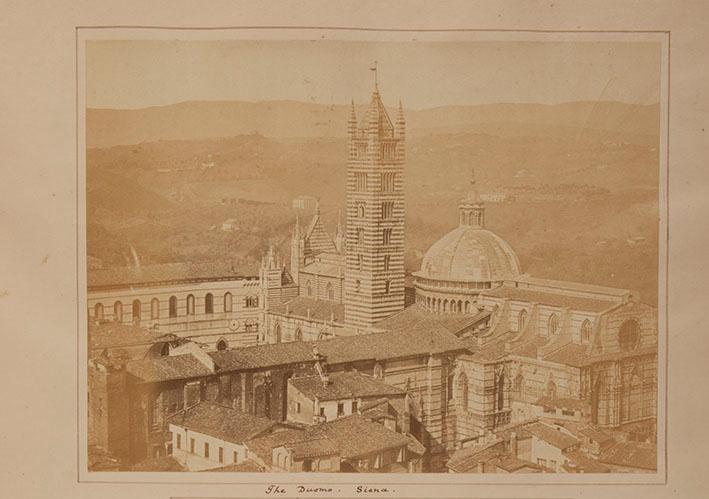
75,26,670,487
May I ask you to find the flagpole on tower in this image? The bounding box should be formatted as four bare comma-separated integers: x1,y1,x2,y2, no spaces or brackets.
370,60,378,91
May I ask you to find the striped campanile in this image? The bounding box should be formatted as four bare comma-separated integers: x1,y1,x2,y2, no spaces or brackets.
344,71,406,330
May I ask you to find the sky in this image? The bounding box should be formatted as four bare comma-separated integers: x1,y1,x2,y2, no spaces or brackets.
86,39,661,110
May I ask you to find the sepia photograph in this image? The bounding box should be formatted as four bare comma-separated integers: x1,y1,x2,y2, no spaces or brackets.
81,31,665,478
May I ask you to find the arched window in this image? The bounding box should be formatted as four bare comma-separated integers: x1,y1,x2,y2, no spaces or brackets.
306,281,312,297
356,228,364,245
326,282,334,300
294,328,302,341
517,309,528,332
132,300,141,323
619,319,640,352
94,303,104,321
274,323,282,343
383,255,390,272
216,339,228,351
205,293,214,314
458,300,463,313
357,254,363,271
223,292,233,313
548,313,559,336
457,372,469,410
186,294,195,316
443,299,448,313
160,342,170,356
382,228,392,245
373,363,384,379
169,296,178,318
580,319,593,343
355,279,361,292
496,371,505,410
113,301,123,322
384,280,391,294
357,204,365,218
464,301,470,313
150,298,159,320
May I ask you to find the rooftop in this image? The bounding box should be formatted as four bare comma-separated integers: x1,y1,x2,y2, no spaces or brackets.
168,402,279,443
88,322,162,353
600,441,657,470
307,414,412,459
525,422,580,450
88,261,254,289
483,286,618,313
246,414,411,463
578,426,615,445
269,296,344,323
212,324,467,373
289,371,405,402
562,450,611,473
374,303,490,337
514,275,631,298
127,353,214,383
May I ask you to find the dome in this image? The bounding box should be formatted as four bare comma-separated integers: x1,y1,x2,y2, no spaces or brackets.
417,225,521,283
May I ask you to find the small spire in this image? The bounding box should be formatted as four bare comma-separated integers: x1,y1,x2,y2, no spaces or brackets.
293,213,301,238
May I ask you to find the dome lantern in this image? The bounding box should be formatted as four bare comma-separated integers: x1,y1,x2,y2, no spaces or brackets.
459,168,485,228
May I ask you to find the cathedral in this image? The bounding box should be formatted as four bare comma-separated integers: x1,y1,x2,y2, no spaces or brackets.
261,76,658,442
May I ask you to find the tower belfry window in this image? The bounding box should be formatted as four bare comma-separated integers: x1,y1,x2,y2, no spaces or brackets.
355,172,367,191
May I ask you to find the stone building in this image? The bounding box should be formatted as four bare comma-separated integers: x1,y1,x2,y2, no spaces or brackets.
286,370,406,425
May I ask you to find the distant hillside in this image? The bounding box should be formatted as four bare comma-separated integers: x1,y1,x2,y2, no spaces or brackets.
86,100,660,148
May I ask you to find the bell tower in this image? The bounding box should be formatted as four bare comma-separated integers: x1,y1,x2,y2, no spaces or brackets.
344,65,406,329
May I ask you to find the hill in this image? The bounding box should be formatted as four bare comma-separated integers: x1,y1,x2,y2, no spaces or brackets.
86,100,661,305
86,100,660,148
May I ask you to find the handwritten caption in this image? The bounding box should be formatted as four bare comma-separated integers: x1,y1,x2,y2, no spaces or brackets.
265,484,394,495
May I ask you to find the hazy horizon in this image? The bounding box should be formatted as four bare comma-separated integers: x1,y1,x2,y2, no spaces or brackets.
86,39,661,110
86,96,662,112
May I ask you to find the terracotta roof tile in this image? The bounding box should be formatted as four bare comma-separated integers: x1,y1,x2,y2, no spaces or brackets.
375,303,489,336
526,422,579,450
127,353,214,383
289,371,405,402
269,296,344,323
600,441,657,470
168,402,279,443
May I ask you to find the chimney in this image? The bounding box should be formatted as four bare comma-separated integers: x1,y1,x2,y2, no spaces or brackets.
509,431,518,456
477,461,485,473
